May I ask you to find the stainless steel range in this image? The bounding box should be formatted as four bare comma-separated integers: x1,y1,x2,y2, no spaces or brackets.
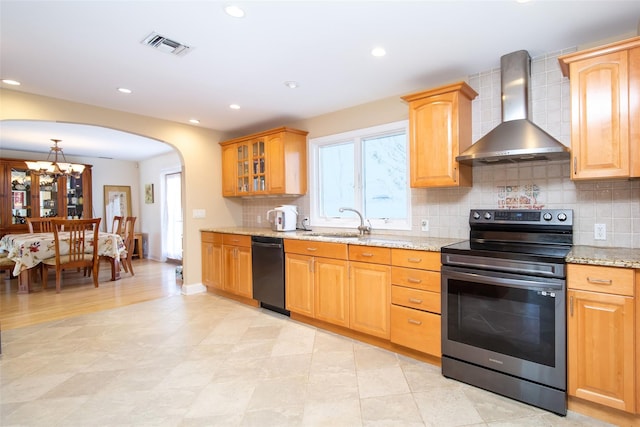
440,209,573,415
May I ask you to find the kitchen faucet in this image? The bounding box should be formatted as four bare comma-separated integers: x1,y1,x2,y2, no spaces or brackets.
339,207,371,235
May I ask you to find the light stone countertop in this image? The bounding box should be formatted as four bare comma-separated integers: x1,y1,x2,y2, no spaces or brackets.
566,245,640,269
200,227,461,252
202,227,640,268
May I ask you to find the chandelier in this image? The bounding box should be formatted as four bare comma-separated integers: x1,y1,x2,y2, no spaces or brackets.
25,139,86,178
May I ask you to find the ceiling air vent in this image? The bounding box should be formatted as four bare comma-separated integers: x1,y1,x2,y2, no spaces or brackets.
142,32,191,56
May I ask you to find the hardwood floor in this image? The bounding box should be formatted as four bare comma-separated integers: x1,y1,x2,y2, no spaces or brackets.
0,258,181,330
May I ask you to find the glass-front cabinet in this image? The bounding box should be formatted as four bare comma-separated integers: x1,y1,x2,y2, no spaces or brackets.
220,127,308,197
0,158,92,235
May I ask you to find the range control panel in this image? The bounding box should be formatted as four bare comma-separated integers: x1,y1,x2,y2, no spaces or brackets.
469,209,573,226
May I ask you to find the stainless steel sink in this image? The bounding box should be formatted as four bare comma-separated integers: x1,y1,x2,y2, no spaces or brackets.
303,232,361,238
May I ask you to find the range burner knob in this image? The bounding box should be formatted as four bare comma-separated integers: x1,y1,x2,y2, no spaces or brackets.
483,212,492,220
543,212,552,221
557,212,568,222
472,211,481,220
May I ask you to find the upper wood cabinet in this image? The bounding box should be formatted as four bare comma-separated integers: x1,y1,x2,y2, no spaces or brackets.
219,127,308,197
0,158,92,236
401,82,477,188
558,36,640,180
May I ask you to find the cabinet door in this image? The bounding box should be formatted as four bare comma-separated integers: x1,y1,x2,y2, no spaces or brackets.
223,245,238,294
285,253,314,316
251,138,266,193
202,238,223,291
568,289,635,412
407,89,472,188
266,132,285,194
350,261,391,339
570,50,630,179
236,143,250,195
314,257,349,327
221,144,237,196
202,240,214,287
236,245,252,298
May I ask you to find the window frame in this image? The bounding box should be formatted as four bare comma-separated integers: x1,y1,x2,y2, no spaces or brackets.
309,120,411,231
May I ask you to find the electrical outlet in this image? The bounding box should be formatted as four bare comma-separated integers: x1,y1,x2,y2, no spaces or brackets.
256,215,261,224
421,219,429,232
594,223,606,240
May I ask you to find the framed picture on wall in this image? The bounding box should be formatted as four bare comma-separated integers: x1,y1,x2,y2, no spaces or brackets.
145,183,154,204
104,185,131,232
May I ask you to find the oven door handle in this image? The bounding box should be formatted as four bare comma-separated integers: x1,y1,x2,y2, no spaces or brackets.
441,266,565,291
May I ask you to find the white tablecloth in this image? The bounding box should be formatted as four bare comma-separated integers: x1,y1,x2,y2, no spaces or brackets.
0,232,126,276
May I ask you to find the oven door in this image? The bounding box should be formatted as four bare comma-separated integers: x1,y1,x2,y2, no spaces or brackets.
441,265,566,390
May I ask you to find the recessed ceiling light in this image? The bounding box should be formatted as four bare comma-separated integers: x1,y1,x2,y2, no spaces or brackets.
2,79,21,86
371,47,387,57
229,104,241,110
117,87,132,94
225,5,245,18
189,119,200,124
284,81,299,89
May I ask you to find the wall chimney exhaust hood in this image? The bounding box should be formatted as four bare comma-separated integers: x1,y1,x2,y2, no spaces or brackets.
456,50,569,165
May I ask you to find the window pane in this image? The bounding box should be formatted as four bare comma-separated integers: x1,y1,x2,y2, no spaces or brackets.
363,132,407,219
319,142,354,217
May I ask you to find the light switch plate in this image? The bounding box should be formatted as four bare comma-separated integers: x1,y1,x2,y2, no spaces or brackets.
192,209,206,219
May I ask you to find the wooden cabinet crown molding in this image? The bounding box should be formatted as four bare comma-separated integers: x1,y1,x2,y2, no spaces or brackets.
558,36,640,77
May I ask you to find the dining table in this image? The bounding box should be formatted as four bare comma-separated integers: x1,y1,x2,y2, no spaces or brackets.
0,231,126,293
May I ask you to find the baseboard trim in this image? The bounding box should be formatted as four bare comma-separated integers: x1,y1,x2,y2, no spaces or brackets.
180,283,206,295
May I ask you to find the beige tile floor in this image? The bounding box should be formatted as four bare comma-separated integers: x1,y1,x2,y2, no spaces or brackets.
0,294,613,427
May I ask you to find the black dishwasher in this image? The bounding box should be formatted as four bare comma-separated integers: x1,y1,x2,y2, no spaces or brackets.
251,236,289,316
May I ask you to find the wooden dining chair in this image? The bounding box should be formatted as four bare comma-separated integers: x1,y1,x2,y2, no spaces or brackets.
111,216,124,235
26,217,58,233
41,217,101,293
121,216,137,275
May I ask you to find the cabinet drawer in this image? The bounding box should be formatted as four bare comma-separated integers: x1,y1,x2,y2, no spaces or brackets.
222,233,251,247
285,239,348,259
201,231,222,244
390,304,441,356
391,267,440,292
391,285,440,314
567,264,634,296
349,245,391,264
391,249,440,271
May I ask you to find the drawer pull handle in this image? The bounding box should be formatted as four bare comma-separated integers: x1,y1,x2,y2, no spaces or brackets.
407,278,422,284
407,257,422,263
408,319,422,325
306,247,318,252
587,277,612,285
408,298,423,304
361,252,374,257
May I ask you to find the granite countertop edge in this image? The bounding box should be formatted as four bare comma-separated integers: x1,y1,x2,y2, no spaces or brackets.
202,227,640,268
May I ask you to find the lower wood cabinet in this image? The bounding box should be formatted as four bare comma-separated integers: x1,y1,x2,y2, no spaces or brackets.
349,246,391,339
222,234,252,298
390,249,441,357
567,264,636,413
201,232,223,290
285,239,349,327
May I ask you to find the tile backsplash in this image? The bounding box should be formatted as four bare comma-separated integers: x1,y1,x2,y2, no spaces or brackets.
243,48,640,249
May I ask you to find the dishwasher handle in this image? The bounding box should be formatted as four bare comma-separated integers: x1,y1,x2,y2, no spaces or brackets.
252,241,283,249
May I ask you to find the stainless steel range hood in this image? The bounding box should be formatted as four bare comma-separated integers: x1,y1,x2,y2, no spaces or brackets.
457,50,569,165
